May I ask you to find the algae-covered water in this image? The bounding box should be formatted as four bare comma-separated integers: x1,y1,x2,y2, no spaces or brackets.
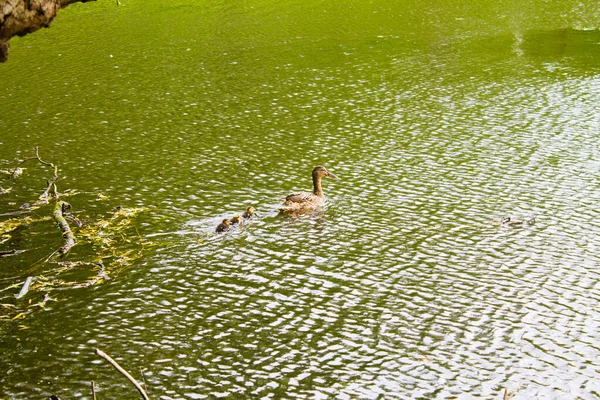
1,1,600,398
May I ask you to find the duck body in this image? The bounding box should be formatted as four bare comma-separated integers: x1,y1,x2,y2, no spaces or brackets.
230,214,242,226
495,216,536,227
242,206,255,219
215,218,231,233
280,166,337,213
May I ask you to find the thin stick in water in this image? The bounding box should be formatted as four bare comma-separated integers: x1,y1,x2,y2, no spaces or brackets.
94,348,150,400
15,276,33,299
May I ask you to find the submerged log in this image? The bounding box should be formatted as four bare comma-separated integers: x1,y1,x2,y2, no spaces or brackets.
53,200,76,254
0,0,97,62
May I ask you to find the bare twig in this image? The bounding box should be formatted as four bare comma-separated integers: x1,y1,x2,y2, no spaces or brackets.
504,387,518,400
10,146,59,201
133,224,145,253
34,147,59,200
91,380,97,400
139,366,148,394
94,348,150,400
0,249,25,257
17,248,60,278
0,210,31,217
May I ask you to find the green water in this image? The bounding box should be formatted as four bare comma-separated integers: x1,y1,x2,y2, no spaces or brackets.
2,0,600,398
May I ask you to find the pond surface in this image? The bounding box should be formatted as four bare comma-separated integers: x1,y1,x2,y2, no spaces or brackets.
1,0,600,398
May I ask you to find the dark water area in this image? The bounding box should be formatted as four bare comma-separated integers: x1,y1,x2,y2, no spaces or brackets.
1,0,600,398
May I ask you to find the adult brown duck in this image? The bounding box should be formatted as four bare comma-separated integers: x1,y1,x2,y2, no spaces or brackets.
280,166,337,213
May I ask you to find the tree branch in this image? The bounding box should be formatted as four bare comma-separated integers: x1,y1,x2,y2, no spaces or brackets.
34,146,59,200
53,201,76,254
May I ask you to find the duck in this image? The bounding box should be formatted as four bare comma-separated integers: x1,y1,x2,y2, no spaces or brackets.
492,216,536,227
215,218,231,233
230,214,242,226
242,206,256,219
280,166,337,213
502,216,535,226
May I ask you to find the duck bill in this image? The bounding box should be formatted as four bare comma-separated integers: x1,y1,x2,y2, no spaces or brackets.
327,172,338,179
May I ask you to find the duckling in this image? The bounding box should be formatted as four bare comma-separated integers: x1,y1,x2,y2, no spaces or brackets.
230,214,242,226
215,218,231,233
242,206,256,219
492,216,536,227
280,166,337,213
502,216,535,226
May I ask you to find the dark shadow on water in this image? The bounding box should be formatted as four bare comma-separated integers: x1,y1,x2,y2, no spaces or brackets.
464,28,600,75
521,28,600,65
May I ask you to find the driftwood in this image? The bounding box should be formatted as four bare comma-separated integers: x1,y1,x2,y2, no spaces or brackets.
53,201,76,254
94,348,150,400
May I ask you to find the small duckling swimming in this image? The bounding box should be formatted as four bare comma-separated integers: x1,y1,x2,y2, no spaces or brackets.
492,216,536,227
230,214,242,226
242,206,255,219
215,218,231,233
501,216,535,226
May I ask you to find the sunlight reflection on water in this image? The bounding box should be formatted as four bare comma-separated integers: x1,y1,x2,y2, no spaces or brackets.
2,3,600,399
62,74,600,399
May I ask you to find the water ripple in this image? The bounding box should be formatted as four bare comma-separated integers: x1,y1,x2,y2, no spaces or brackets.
3,15,600,399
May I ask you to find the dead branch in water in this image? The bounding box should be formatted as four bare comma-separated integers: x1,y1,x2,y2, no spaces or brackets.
0,210,31,217
53,201,76,254
11,146,59,202
0,249,25,257
33,146,59,201
1,148,155,324
94,348,150,400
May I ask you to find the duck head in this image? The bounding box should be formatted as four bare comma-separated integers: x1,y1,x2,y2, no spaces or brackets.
313,166,337,180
